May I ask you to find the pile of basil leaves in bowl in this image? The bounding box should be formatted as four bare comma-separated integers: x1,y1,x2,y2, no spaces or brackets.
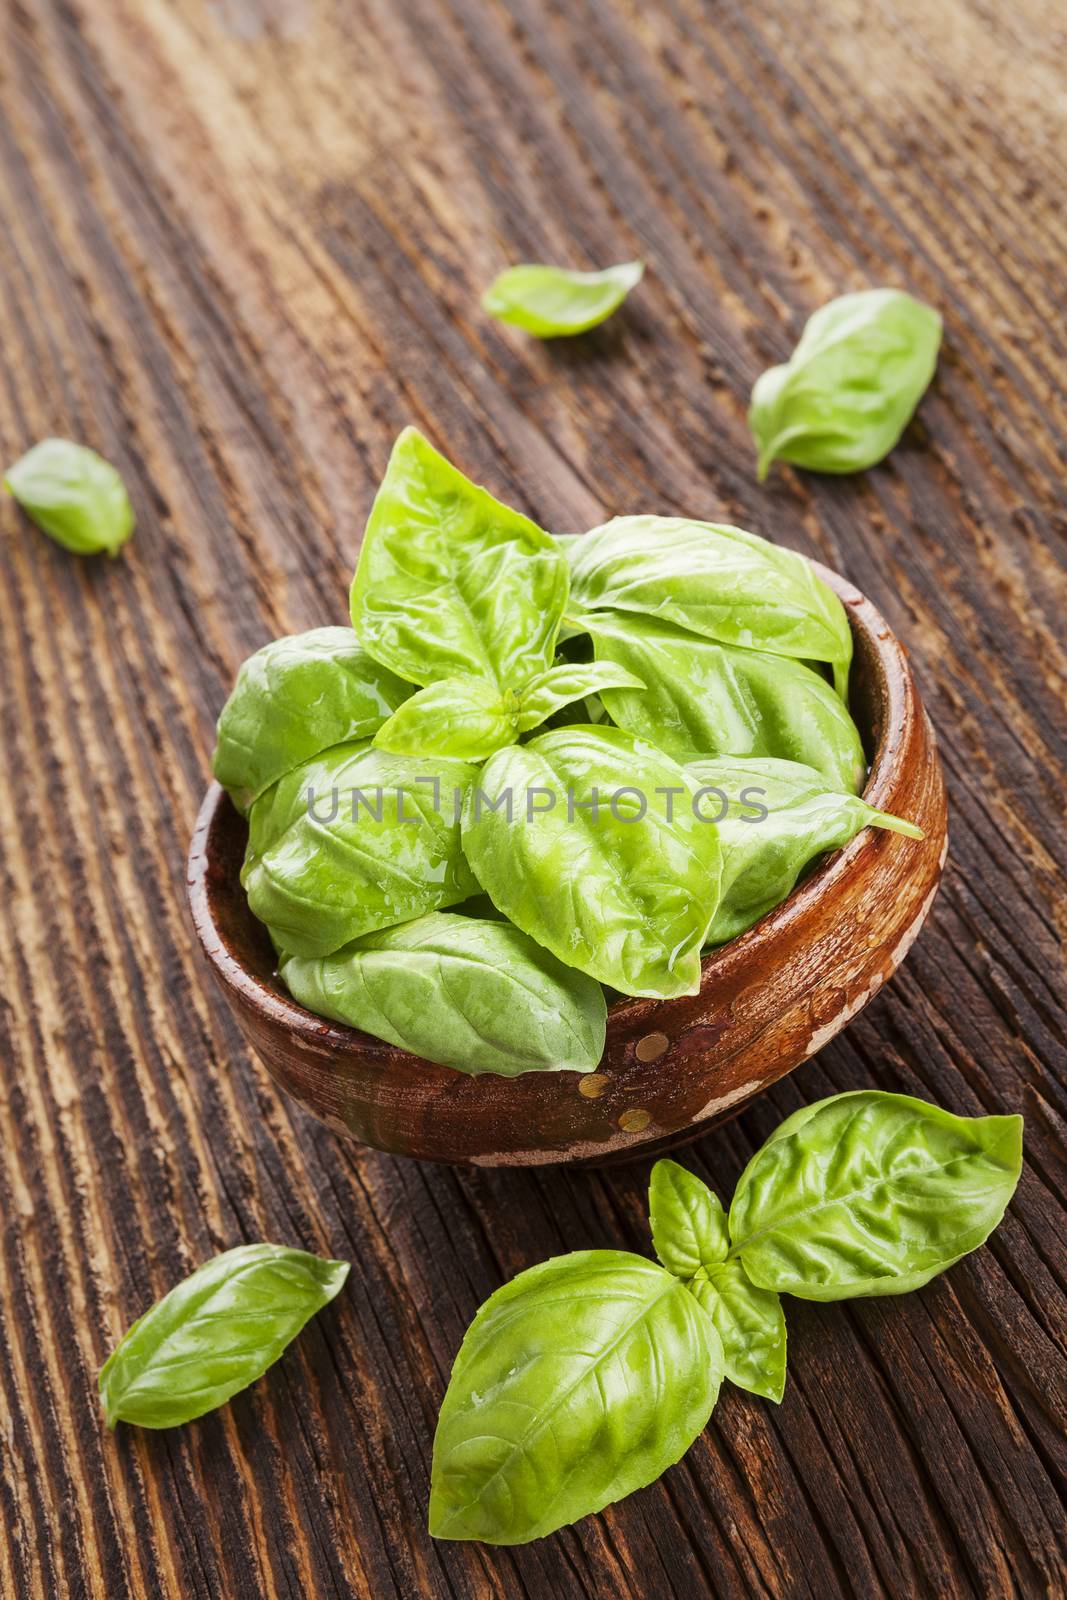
187,427,947,1166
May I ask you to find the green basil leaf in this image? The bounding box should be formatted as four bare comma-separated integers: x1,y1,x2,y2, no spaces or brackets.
582,612,865,792
5,437,134,556
730,1090,1024,1301
689,1260,787,1403
429,1250,723,1544
481,260,644,337
373,676,516,760
99,1244,349,1429
461,726,723,998
566,515,852,696
243,741,479,957
689,756,923,944
649,1159,729,1278
281,912,606,1076
214,628,413,812
515,660,646,732
749,289,942,480
350,428,568,689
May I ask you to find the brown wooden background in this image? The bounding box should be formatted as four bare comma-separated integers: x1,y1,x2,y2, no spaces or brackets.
0,0,1064,1595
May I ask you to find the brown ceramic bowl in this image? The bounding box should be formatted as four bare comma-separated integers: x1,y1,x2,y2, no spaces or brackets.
187,564,947,1167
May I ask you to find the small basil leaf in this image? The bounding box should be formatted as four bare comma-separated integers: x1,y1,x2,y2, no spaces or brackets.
649,1160,729,1278
243,741,478,957
689,1261,787,1403
461,726,723,998
689,756,923,944
99,1244,349,1429
730,1090,1024,1301
350,428,568,689
214,628,413,812
429,1250,723,1544
482,260,644,337
5,438,134,556
281,912,605,1076
515,660,646,733
749,289,942,480
582,611,865,792
373,676,517,760
567,516,852,697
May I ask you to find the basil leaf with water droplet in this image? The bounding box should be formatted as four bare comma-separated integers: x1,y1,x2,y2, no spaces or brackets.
689,1260,787,1403
5,438,134,556
482,260,644,337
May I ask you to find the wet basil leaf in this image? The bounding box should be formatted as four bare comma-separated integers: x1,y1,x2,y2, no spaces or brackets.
281,913,605,1076
350,427,568,689
566,515,852,696
514,660,645,732
243,741,478,957
730,1091,1023,1301
429,1250,723,1544
689,1260,787,1403
649,1159,729,1278
214,628,412,812
749,288,942,480
5,437,134,556
482,260,644,337
99,1244,348,1429
582,612,865,792
461,726,722,998
689,757,923,944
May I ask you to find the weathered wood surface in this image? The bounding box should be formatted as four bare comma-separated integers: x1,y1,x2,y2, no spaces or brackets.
0,0,1063,1595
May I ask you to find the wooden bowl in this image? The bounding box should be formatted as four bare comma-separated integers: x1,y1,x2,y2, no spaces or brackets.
187,565,947,1167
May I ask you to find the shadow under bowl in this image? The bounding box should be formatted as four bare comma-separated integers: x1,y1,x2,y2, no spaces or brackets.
187,563,947,1167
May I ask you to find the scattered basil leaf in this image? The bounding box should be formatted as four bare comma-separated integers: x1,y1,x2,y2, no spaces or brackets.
581,611,866,791
461,725,723,998
280,913,606,1076
689,1260,787,1403
99,1244,349,1429
689,756,923,944
481,260,644,337
566,516,852,697
243,741,478,957
214,628,412,812
429,1250,723,1544
649,1159,729,1278
349,427,568,689
5,437,134,556
749,289,942,480
730,1091,1024,1301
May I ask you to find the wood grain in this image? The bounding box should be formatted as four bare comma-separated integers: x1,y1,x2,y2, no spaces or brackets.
0,0,1063,1595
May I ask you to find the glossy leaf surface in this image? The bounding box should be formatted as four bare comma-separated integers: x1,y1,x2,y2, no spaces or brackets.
281,913,606,1076
99,1244,349,1429
514,659,646,732
730,1091,1023,1301
5,437,134,556
689,1260,787,1403
649,1159,729,1279
482,260,644,337
430,1250,722,1544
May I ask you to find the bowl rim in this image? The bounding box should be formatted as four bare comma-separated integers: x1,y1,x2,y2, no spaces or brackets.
187,560,917,1052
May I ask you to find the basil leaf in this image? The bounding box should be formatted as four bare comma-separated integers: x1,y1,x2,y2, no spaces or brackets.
214,628,412,812
514,660,646,732
461,726,723,998
482,260,644,337
281,912,606,1076
749,289,942,480
373,676,516,760
349,428,568,689
99,1244,349,1429
5,437,134,556
689,1261,787,1403
689,756,923,944
243,741,479,957
429,1250,723,1544
581,611,865,791
649,1159,729,1278
567,516,852,696
730,1091,1024,1301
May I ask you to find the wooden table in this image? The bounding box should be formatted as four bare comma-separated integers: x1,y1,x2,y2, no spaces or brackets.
1,1,1064,1595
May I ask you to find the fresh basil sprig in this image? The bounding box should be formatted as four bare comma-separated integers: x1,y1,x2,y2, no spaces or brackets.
431,1091,1022,1544
482,260,644,337
749,289,942,480
99,1244,349,1429
5,437,134,556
